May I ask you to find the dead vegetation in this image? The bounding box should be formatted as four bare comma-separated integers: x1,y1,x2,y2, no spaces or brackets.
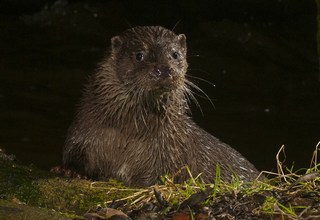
85,143,320,220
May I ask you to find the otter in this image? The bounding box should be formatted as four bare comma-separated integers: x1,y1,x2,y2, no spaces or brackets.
63,26,260,186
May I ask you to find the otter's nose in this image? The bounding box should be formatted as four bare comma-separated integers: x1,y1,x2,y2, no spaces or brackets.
152,66,173,79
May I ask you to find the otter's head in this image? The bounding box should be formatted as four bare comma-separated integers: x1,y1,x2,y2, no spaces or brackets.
110,26,188,94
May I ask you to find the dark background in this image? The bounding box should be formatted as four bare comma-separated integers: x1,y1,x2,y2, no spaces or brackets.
0,0,319,173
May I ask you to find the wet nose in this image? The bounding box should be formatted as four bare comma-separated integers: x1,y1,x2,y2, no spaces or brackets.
153,66,173,79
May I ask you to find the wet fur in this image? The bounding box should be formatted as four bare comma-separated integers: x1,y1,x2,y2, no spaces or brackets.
63,26,259,186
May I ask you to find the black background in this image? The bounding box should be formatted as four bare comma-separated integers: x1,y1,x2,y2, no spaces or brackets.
0,0,319,173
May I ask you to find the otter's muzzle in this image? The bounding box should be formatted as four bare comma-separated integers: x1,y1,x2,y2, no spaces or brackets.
150,66,173,80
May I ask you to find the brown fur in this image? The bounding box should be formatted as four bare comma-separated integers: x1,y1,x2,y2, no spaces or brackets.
63,26,259,186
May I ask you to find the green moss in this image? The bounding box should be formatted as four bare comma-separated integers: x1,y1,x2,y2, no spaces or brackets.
0,152,51,205
36,178,131,214
0,150,131,217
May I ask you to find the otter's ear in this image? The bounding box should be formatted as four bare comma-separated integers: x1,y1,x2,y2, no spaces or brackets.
111,36,123,52
177,34,186,49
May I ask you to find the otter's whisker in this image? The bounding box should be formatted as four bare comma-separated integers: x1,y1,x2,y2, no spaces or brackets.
185,80,215,109
187,54,201,58
186,74,216,88
183,84,203,116
172,20,182,31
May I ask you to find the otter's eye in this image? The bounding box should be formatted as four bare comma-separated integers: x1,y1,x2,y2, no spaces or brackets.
172,51,179,60
135,53,144,62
